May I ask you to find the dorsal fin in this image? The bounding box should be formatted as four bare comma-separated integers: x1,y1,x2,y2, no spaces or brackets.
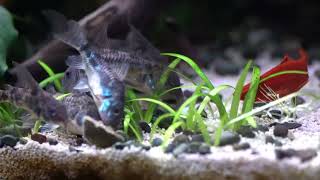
11,62,40,93
280,55,291,64
126,24,162,61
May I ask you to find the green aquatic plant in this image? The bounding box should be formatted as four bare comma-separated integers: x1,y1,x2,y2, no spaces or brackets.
127,53,303,147
38,60,64,92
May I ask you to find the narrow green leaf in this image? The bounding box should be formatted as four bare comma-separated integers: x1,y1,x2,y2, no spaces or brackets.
242,66,261,113
162,121,184,148
240,66,260,128
229,61,252,120
162,53,229,128
260,70,308,83
39,73,64,89
38,60,62,92
126,89,144,122
149,113,174,141
129,98,176,114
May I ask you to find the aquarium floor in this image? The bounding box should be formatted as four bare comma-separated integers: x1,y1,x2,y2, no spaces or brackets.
0,111,320,180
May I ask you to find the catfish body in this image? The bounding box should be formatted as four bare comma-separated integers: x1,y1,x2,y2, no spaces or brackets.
1,66,68,127
44,10,125,128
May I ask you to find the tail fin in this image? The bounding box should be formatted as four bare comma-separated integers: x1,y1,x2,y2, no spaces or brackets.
43,10,88,51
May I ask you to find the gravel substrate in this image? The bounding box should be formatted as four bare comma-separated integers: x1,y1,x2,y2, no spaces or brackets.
0,108,320,180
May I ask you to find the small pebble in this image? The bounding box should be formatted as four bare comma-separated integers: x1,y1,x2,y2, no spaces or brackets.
31,133,47,144
270,122,302,130
265,135,282,146
151,138,163,147
269,110,282,119
218,131,241,146
236,126,256,138
191,134,205,142
255,125,269,132
139,121,151,133
48,138,58,145
275,149,317,162
273,124,288,138
113,142,127,150
186,142,201,154
173,143,189,156
165,143,176,153
292,96,305,105
173,134,189,144
182,130,195,136
19,138,28,145
233,142,251,151
0,135,19,147
282,122,302,130
198,144,211,155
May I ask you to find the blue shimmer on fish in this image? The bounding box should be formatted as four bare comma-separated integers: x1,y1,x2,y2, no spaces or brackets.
44,10,126,128
61,18,183,104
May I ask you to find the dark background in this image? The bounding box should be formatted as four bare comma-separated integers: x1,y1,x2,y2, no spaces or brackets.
3,0,320,67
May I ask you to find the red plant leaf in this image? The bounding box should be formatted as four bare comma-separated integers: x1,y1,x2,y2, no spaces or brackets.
240,49,309,102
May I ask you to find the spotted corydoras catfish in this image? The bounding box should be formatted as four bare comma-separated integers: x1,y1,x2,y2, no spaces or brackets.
44,10,126,128
1,65,68,127
62,19,183,105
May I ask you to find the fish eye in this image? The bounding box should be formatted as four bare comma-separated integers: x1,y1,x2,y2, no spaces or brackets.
48,109,56,117
113,108,120,115
65,71,70,77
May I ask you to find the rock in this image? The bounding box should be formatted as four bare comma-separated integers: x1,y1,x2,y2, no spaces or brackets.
255,125,269,132
292,96,306,105
270,122,302,130
83,116,124,148
275,149,317,162
19,138,28,145
269,110,282,119
182,130,195,136
198,144,211,155
173,134,189,144
233,142,251,151
265,135,282,146
191,134,205,142
218,131,241,146
165,143,176,153
236,126,256,138
31,133,47,144
173,143,189,156
113,142,127,150
273,124,288,137
186,142,201,154
48,138,58,145
282,122,302,130
139,121,151,133
0,135,19,147
151,138,163,147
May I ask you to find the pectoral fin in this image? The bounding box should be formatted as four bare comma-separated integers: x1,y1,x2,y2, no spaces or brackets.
73,78,90,92
65,55,85,69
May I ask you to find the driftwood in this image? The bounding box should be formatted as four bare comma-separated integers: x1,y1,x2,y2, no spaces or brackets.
11,0,168,80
